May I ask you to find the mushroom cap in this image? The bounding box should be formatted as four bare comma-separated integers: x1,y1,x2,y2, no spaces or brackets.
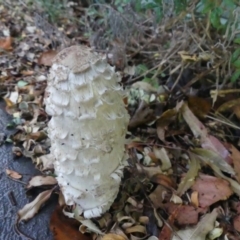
53,45,103,73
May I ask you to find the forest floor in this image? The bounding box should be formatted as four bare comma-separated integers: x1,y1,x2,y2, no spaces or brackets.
1,1,240,240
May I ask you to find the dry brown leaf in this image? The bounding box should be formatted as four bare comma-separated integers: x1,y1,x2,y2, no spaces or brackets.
6,169,22,179
188,96,211,119
163,203,207,226
50,206,91,240
172,208,219,240
228,144,240,183
129,101,155,128
149,185,168,208
158,204,180,240
0,36,12,51
233,105,240,119
210,163,240,197
216,98,240,113
151,173,175,188
180,102,232,164
58,191,66,206
201,135,232,165
38,50,58,66
157,109,177,127
177,154,201,196
3,97,15,108
191,148,234,175
191,174,233,208
20,70,34,76
156,109,177,142
233,215,240,232
27,131,48,141
26,175,57,189
136,163,162,178
17,188,54,222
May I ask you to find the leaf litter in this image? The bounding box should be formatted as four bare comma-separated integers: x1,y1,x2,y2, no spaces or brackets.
1,0,240,240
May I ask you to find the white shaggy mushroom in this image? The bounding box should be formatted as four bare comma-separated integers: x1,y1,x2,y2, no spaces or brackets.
44,45,129,218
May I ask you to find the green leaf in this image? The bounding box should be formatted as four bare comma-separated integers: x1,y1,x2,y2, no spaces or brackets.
223,0,236,9
233,60,240,68
231,48,240,62
136,64,148,75
234,38,240,44
142,77,159,89
17,80,28,88
210,8,223,29
231,70,240,82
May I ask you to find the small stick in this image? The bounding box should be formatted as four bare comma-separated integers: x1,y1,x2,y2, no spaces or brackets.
7,191,17,206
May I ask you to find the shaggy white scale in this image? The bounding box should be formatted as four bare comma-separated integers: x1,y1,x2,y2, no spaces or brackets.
44,45,129,218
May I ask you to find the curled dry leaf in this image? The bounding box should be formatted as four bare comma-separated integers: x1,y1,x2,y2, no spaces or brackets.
79,219,103,235
17,188,54,222
26,175,57,189
125,225,146,235
6,169,22,179
117,216,135,229
151,173,175,189
216,98,240,113
191,191,199,208
172,208,219,240
170,194,183,204
191,174,233,208
177,154,201,196
127,197,143,209
102,234,127,240
12,146,23,157
37,154,55,171
153,147,172,171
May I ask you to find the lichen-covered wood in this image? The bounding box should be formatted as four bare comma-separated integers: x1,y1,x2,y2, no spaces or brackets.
44,45,129,218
